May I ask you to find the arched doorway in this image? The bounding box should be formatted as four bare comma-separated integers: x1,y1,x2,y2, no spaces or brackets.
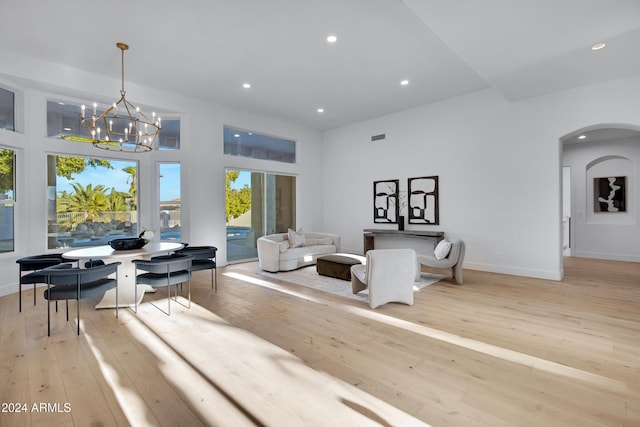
560,124,640,266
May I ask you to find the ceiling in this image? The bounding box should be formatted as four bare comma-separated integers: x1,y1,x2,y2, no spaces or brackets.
1,0,640,130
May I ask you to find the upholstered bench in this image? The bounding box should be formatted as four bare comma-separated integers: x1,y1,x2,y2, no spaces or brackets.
316,253,365,281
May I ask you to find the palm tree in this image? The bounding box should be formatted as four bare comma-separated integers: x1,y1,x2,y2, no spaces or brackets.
67,183,109,221
122,166,137,209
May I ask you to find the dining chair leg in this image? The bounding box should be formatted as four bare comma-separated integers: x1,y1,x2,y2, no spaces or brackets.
18,273,22,312
115,271,119,319
134,269,138,314
188,278,191,308
47,283,51,337
47,300,51,337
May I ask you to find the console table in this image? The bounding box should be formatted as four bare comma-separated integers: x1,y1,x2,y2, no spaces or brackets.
363,229,444,252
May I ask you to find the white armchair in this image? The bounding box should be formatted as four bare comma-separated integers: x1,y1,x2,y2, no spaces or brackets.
350,248,417,309
416,239,465,284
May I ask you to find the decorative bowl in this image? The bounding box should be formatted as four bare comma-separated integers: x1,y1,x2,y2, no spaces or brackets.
108,238,147,250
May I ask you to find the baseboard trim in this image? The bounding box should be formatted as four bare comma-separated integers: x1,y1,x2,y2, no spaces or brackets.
462,262,563,281
572,251,640,263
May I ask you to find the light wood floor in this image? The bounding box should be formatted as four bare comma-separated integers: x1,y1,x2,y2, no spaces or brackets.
1,257,638,426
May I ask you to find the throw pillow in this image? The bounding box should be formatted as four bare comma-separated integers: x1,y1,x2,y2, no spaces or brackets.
288,228,306,248
434,240,452,260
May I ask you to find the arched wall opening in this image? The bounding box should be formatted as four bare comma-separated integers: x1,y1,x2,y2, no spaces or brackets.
560,123,640,264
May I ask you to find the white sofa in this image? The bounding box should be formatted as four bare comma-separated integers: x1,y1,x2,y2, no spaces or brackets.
257,232,340,272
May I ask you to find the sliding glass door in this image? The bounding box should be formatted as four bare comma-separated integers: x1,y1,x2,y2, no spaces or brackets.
226,169,296,262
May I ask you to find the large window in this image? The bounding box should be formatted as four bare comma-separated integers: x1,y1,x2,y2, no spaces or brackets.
159,163,181,241
0,87,15,131
226,169,296,262
46,100,181,150
47,154,138,249
224,127,296,163
0,148,15,252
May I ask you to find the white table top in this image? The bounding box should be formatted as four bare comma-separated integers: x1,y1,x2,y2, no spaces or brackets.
63,241,184,260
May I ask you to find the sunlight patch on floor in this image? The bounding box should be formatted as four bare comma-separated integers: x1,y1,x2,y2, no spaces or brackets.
84,331,157,427
225,271,626,393
87,293,430,426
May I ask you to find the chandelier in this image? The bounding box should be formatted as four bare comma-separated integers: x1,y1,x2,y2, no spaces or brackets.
81,42,161,152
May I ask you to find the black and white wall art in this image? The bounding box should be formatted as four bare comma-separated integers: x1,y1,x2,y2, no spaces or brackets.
373,179,399,224
594,176,626,212
408,176,439,224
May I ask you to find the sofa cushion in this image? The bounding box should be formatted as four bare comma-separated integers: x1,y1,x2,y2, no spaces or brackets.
305,237,333,246
280,244,336,261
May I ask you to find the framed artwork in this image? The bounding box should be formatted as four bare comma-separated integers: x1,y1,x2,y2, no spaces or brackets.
373,179,399,224
594,176,626,212
408,176,439,224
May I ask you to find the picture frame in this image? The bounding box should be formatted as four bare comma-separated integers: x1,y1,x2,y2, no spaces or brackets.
408,176,439,224
373,179,399,224
594,176,626,213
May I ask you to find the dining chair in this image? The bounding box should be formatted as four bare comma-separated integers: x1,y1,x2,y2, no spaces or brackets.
132,253,193,315
176,245,218,290
16,254,69,312
42,262,121,336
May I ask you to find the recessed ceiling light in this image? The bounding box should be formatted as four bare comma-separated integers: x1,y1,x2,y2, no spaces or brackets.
578,135,587,140
234,134,240,138
317,108,325,113
63,127,71,131
326,35,337,43
400,79,410,86
591,42,606,51
242,82,251,89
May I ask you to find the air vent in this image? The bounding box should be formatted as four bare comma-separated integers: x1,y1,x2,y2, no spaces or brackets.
371,133,386,142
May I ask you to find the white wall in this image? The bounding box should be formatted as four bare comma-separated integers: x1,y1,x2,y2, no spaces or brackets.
322,77,640,280
563,136,640,261
0,49,324,297
1,47,639,298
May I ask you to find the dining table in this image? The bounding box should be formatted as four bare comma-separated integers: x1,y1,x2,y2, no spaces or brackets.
63,241,184,308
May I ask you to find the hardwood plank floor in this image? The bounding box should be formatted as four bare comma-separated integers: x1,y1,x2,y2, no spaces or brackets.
0,257,638,426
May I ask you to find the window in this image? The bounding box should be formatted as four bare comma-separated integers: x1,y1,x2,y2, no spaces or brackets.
47,154,138,249
224,127,296,163
0,148,15,252
0,87,15,131
46,100,180,149
159,163,181,240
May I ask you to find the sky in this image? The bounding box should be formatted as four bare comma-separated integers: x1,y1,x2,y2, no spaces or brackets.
57,162,250,202
232,170,251,190
57,159,181,201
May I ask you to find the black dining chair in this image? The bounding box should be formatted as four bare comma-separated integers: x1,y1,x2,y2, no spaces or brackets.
42,262,121,336
132,253,193,315
176,245,218,290
16,254,69,312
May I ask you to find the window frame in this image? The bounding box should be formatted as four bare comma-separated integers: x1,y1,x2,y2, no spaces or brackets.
158,161,181,241
45,152,141,250
0,146,16,253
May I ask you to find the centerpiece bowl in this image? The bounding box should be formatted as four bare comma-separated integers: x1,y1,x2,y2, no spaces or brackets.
108,237,147,250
